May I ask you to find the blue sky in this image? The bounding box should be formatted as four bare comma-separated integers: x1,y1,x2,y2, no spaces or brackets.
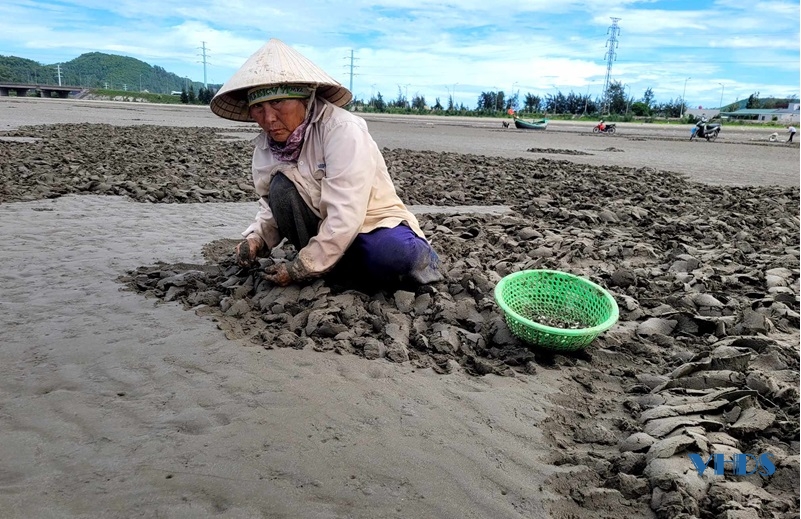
1,0,799,109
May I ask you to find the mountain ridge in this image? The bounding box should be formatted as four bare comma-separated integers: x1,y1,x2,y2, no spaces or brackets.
0,52,219,94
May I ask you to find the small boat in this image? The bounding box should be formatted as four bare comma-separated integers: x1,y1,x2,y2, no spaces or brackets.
513,117,548,130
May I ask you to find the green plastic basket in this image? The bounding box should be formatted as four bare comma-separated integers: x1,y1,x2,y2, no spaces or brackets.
494,269,619,351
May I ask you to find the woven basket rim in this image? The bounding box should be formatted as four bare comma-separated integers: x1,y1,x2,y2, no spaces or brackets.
494,269,620,338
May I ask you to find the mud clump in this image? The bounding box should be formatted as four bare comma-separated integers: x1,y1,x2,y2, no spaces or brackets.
527,147,592,156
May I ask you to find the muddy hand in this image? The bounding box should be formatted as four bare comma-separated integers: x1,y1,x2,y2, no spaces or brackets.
263,263,292,287
234,236,261,267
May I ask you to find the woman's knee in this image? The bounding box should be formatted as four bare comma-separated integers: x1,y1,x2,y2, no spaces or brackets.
357,226,439,280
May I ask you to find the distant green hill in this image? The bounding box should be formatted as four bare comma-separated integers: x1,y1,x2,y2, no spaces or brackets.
0,52,220,95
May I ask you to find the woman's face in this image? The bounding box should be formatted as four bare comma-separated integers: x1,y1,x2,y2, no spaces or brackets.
249,99,307,143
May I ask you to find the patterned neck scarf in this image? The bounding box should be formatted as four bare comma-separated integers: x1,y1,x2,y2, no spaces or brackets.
268,100,314,163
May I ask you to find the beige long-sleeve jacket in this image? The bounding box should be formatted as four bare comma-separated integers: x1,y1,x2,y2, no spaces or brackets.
243,97,426,280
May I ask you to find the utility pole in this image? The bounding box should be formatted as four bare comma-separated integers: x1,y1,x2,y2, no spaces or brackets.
624,84,631,116
344,50,357,96
56,64,63,86
681,77,691,119
198,41,209,88
583,83,591,116
602,17,621,114
349,50,354,93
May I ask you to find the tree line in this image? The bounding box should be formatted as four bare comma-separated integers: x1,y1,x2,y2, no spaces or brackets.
353,81,796,119
179,85,216,105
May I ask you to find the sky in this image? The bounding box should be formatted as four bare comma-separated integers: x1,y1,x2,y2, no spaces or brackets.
1,0,799,109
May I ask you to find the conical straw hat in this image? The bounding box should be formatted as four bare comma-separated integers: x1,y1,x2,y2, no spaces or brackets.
210,39,352,122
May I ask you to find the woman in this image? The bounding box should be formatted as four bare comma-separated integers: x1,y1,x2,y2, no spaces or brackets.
210,39,442,289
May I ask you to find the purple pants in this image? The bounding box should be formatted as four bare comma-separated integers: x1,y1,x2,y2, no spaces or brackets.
340,224,442,284
268,173,442,286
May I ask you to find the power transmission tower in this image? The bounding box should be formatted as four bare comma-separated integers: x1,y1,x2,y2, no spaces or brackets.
602,17,621,114
344,50,357,97
198,41,210,88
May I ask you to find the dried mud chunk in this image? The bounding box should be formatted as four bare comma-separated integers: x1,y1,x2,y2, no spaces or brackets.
642,415,724,438
728,407,776,435
573,423,618,445
425,323,459,353
393,290,416,313
619,432,657,453
646,434,698,462
610,268,637,288
615,473,651,499
611,451,648,477
639,400,729,422
654,370,746,391
275,332,299,348
636,317,677,336
361,338,386,360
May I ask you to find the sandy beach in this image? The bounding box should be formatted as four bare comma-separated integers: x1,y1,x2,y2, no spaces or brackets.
0,97,798,519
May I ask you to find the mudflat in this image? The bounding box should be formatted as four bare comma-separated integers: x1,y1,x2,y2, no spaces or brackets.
0,97,798,519
1,96,798,186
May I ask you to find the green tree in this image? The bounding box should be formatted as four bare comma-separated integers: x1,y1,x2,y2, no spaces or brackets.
654,98,684,118
545,91,567,113
604,81,626,114
371,92,386,111
196,87,214,104
494,91,505,112
393,86,407,108
523,93,541,113
477,91,505,112
506,91,520,112
630,101,650,116
411,94,426,111
564,91,586,114
0,56,45,83
180,88,188,104
641,87,655,109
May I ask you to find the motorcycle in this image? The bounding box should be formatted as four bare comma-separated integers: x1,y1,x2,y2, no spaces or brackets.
690,122,721,141
592,123,616,134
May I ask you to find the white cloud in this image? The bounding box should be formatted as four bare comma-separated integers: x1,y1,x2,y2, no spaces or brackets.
0,0,797,107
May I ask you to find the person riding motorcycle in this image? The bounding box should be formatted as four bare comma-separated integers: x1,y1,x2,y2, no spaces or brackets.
598,119,606,132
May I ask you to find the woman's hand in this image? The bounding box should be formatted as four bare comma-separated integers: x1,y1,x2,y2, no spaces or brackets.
263,263,292,286
234,235,264,267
